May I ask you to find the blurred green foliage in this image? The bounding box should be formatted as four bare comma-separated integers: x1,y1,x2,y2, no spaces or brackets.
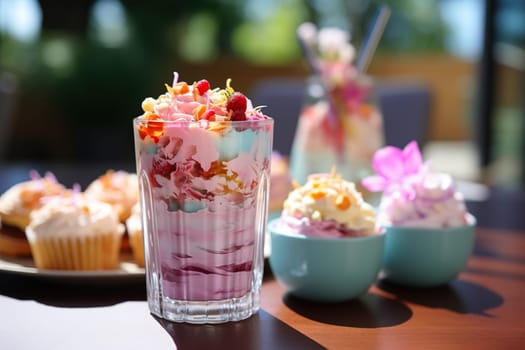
0,0,449,161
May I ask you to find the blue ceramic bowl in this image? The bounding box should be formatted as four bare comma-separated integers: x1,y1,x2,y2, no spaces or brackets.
268,219,385,302
382,215,476,287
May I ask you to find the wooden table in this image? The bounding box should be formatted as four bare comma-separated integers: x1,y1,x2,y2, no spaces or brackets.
1,228,524,350
262,227,525,349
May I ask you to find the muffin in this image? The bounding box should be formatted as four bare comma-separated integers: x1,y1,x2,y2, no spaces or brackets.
269,151,293,220
0,172,66,256
125,202,144,267
25,190,124,270
85,170,139,222
278,169,378,238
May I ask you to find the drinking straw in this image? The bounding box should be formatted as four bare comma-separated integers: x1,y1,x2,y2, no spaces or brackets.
296,22,321,76
356,5,391,73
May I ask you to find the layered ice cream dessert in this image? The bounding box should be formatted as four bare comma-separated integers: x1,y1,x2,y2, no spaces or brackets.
134,73,273,303
277,169,378,238
362,141,469,227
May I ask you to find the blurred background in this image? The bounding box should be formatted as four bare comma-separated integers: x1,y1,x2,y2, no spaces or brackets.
0,0,524,226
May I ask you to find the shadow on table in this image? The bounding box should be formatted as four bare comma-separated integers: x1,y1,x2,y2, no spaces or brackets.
282,291,412,328
154,310,325,350
0,272,146,307
376,278,503,317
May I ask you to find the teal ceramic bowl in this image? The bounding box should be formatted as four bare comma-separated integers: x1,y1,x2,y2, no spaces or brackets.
268,219,385,302
382,215,476,287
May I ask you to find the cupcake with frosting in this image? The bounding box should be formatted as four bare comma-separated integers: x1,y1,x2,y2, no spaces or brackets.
125,202,144,267
278,168,378,238
85,170,138,252
85,170,139,222
362,141,470,228
26,188,124,270
0,171,66,256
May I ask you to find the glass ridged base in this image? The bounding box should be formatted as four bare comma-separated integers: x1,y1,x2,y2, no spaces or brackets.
149,288,260,324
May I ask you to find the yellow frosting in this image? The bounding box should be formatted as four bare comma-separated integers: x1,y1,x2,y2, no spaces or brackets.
283,170,377,234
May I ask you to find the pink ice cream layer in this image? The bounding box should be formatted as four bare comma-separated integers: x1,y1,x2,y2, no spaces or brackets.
146,201,262,301
277,214,370,239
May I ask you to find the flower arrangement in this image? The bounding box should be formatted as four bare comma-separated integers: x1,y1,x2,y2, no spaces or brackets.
297,22,372,119
290,20,386,185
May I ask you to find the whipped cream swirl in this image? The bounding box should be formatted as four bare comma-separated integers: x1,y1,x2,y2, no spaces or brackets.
280,172,377,238
379,172,468,228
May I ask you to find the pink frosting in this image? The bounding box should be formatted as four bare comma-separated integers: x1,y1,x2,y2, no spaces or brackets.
161,125,218,172
143,126,269,208
379,172,469,228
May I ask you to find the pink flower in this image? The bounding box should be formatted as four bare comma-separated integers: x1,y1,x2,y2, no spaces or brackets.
361,141,427,193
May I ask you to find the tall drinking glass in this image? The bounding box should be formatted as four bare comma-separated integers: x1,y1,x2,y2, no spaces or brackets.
133,118,273,324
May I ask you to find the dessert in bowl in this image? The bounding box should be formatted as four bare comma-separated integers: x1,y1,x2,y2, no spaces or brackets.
362,141,476,287
269,170,384,302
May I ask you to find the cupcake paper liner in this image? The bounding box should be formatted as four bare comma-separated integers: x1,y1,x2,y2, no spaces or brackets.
128,228,144,268
29,232,122,270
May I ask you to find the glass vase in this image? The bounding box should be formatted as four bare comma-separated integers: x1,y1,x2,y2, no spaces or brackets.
290,75,384,199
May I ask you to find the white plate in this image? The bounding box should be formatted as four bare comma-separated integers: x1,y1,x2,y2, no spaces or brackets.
0,253,145,282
